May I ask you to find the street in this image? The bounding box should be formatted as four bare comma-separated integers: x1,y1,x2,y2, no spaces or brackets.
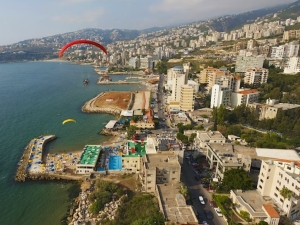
181,155,227,225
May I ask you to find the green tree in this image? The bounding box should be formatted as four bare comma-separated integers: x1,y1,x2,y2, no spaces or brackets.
222,169,254,192
257,221,268,225
127,125,137,139
189,133,197,143
239,210,252,222
179,183,189,199
280,187,293,200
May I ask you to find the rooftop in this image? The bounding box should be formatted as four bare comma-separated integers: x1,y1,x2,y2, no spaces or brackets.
78,145,101,166
263,204,280,218
157,183,198,224
105,120,118,129
256,148,300,160
232,189,276,218
145,153,180,169
239,89,259,95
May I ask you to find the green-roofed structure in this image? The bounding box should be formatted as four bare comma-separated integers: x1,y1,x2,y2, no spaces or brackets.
76,145,102,174
125,140,147,157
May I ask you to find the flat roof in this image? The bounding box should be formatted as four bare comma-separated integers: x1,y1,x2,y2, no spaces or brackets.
263,204,280,218
134,109,143,116
121,110,133,117
157,184,198,224
78,145,101,166
145,153,180,169
232,190,274,218
105,120,118,129
256,148,300,160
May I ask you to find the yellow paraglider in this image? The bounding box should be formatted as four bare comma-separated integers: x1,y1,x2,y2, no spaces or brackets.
62,118,76,125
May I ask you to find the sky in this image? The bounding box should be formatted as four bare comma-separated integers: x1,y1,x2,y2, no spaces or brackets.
0,0,296,45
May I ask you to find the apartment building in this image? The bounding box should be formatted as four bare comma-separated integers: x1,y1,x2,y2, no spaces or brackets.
171,66,188,103
210,84,231,108
140,153,181,193
194,130,226,149
283,30,300,41
231,89,260,108
204,143,252,180
208,70,225,91
200,67,219,83
249,99,300,120
284,57,300,74
244,68,269,86
180,85,194,112
257,160,300,221
270,42,299,60
235,56,265,73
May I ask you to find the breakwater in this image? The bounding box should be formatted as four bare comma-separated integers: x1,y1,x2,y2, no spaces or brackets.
15,135,56,182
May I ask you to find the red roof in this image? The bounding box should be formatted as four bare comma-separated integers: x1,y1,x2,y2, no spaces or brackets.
263,204,280,218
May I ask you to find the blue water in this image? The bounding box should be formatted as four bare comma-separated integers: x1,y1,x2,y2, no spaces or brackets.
0,61,143,225
108,155,122,170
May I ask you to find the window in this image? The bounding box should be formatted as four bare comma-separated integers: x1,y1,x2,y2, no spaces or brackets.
268,169,271,172
274,193,278,197
276,187,279,191
260,179,264,183
259,185,262,189
280,198,284,203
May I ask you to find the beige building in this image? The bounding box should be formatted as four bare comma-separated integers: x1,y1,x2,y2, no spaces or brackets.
194,130,226,149
121,155,142,173
140,153,181,193
283,30,300,41
200,67,219,83
208,70,225,91
156,184,198,224
230,190,280,224
257,159,300,221
249,99,300,120
244,68,269,86
180,85,194,112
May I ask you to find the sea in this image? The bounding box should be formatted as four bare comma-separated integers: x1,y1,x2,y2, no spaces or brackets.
0,61,144,225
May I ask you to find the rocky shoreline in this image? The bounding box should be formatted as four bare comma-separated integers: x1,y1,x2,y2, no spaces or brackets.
67,181,126,225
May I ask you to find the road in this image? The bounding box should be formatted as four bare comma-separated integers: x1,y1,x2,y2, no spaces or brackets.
181,155,227,225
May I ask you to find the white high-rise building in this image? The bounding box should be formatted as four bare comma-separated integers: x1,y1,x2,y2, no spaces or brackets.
271,42,299,60
171,66,187,102
210,84,231,108
284,57,300,74
257,160,300,221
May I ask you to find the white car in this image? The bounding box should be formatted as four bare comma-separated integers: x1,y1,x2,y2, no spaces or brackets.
214,207,223,217
202,221,208,225
199,195,205,205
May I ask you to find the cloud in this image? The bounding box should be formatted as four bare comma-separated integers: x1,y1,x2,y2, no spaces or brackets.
52,8,105,23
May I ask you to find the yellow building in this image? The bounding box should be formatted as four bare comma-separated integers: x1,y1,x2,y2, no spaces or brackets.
180,85,194,112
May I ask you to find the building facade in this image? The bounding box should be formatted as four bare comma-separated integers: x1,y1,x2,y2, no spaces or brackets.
244,68,269,86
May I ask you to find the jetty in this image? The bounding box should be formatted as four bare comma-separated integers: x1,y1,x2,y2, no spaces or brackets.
15,135,83,182
97,80,141,85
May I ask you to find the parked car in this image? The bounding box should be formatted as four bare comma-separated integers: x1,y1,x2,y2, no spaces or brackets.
204,210,213,220
214,207,223,217
199,195,205,205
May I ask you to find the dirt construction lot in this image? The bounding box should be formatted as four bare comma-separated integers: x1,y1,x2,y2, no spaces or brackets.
94,92,132,110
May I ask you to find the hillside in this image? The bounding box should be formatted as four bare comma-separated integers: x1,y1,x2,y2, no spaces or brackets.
207,4,290,32
276,0,300,19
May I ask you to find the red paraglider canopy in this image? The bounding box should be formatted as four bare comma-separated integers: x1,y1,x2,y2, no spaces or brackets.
58,39,107,57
